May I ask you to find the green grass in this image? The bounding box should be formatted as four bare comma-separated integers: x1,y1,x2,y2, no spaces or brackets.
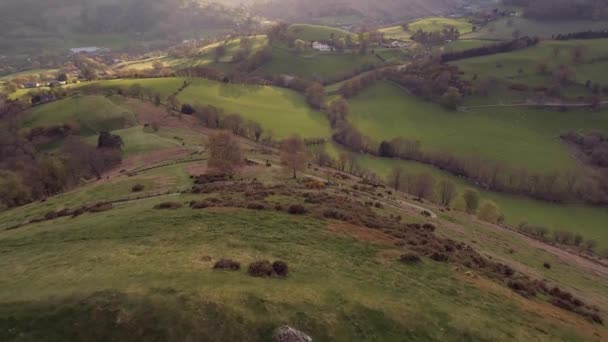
22,95,136,136
177,78,332,139
378,25,411,41
258,45,379,81
288,24,356,42
468,17,608,40
347,81,608,172
408,17,473,34
0,198,594,340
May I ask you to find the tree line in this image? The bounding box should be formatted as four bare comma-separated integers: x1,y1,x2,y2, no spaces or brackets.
440,36,540,63
554,30,608,40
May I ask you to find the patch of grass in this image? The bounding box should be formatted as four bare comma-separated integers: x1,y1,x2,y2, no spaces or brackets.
177,78,332,139
22,95,136,136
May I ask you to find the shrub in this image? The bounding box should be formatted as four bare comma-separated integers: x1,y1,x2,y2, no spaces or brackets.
543,262,551,269
154,202,183,210
422,223,436,231
272,261,289,277
247,260,274,277
246,202,265,210
190,201,210,209
400,253,422,265
213,259,241,271
132,184,145,192
288,204,307,215
430,252,448,262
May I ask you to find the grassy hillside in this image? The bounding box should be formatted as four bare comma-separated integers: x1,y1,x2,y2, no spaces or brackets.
22,95,136,136
288,24,356,42
453,38,608,88
1,157,606,340
76,78,186,99
84,126,182,155
379,25,411,41
114,36,269,72
408,17,473,34
469,17,608,40
347,81,608,172
177,78,331,139
258,45,379,81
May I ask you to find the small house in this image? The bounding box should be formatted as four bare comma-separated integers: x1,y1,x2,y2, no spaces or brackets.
312,42,331,52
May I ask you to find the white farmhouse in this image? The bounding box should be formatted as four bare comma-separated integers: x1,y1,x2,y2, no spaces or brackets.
312,42,331,52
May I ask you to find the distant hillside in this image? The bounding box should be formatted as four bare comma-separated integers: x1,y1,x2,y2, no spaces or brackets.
251,0,466,24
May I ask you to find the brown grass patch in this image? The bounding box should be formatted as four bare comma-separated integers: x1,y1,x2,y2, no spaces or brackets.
327,220,396,245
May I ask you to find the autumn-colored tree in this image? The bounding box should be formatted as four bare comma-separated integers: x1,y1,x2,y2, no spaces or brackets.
440,86,462,111
305,82,325,109
280,135,308,179
207,132,244,178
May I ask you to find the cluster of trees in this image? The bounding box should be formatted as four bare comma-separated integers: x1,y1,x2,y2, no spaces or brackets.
387,166,504,223
206,131,310,180
0,124,123,210
440,36,540,63
191,104,267,143
410,27,460,46
338,70,383,98
561,130,608,167
387,61,471,107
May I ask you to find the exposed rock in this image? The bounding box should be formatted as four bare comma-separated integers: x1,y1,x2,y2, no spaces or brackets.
274,325,312,342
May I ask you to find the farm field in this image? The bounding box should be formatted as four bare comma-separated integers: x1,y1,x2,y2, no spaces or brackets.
408,17,473,34
177,78,332,139
114,36,268,72
347,81,608,172
75,78,186,99
288,24,356,42
468,17,608,40
85,126,182,155
21,95,136,136
453,39,608,87
258,45,379,81
378,25,411,41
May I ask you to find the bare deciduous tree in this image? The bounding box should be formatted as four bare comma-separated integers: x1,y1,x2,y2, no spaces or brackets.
280,135,308,179
207,132,244,178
